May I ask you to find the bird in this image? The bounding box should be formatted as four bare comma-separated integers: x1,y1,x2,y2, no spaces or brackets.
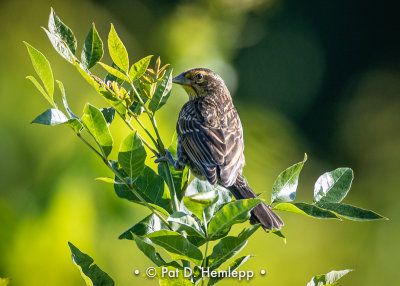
158,67,283,230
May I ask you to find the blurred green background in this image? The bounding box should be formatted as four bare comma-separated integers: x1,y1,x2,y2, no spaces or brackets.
1,0,399,285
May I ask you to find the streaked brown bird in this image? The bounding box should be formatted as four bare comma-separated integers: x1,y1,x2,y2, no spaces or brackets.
160,68,283,230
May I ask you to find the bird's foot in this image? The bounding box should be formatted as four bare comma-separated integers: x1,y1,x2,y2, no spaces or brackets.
154,149,176,166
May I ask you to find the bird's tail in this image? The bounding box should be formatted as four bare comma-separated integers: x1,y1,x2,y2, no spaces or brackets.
227,175,284,230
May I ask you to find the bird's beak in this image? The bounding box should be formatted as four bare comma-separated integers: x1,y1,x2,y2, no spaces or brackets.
172,73,191,86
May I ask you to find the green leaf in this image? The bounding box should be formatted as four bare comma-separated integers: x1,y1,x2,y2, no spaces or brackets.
26,76,54,106
145,230,203,265
98,62,129,83
95,177,117,184
132,234,168,267
68,242,114,286
81,103,113,157
104,62,125,85
81,23,103,69
271,154,307,203
24,42,54,104
273,202,340,219
167,212,206,246
31,108,68,126
208,198,261,238
120,213,170,239
129,55,153,81
208,225,260,271
185,178,232,219
66,118,83,133
183,190,219,222
100,107,115,126
316,203,387,221
108,24,129,72
0,277,11,286
148,70,173,113
114,166,172,214
207,255,254,286
56,80,79,119
48,8,77,54
314,168,354,204
118,131,147,180
306,269,353,286
43,27,75,63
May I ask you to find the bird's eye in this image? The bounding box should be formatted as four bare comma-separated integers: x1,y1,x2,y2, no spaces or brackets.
196,73,203,80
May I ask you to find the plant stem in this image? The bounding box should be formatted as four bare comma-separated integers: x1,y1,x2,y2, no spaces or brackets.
76,132,172,230
129,81,180,212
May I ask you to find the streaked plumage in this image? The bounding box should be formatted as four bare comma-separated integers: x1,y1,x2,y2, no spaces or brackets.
172,68,283,230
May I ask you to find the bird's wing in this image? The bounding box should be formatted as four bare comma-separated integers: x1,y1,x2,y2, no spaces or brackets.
177,100,244,186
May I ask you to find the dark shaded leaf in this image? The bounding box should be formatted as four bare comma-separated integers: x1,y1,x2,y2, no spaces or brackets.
207,255,254,286
145,230,203,265
56,80,79,119
114,166,172,214
316,203,387,221
208,225,260,270
148,70,173,113
81,23,103,69
100,107,115,126
68,242,114,286
208,198,261,238
168,212,206,246
271,154,307,203
120,213,169,239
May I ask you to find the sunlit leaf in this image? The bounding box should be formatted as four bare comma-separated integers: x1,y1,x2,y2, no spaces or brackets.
273,202,339,219
129,55,153,81
56,80,79,119
108,24,129,72
145,230,203,265
0,277,11,286
98,62,129,83
26,76,54,106
314,168,353,204
48,8,77,54
24,42,54,103
68,242,114,286
104,62,125,85
81,23,103,69
208,225,259,270
118,131,147,180
43,27,75,63
156,266,193,286
271,154,307,203
208,198,261,238
306,269,353,286
81,103,113,157
316,202,387,221
31,108,68,126
95,177,117,184
148,69,173,113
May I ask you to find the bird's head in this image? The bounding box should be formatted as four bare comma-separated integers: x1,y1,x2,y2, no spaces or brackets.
172,68,228,100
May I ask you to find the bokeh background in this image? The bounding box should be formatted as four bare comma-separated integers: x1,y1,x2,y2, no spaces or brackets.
1,0,399,285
